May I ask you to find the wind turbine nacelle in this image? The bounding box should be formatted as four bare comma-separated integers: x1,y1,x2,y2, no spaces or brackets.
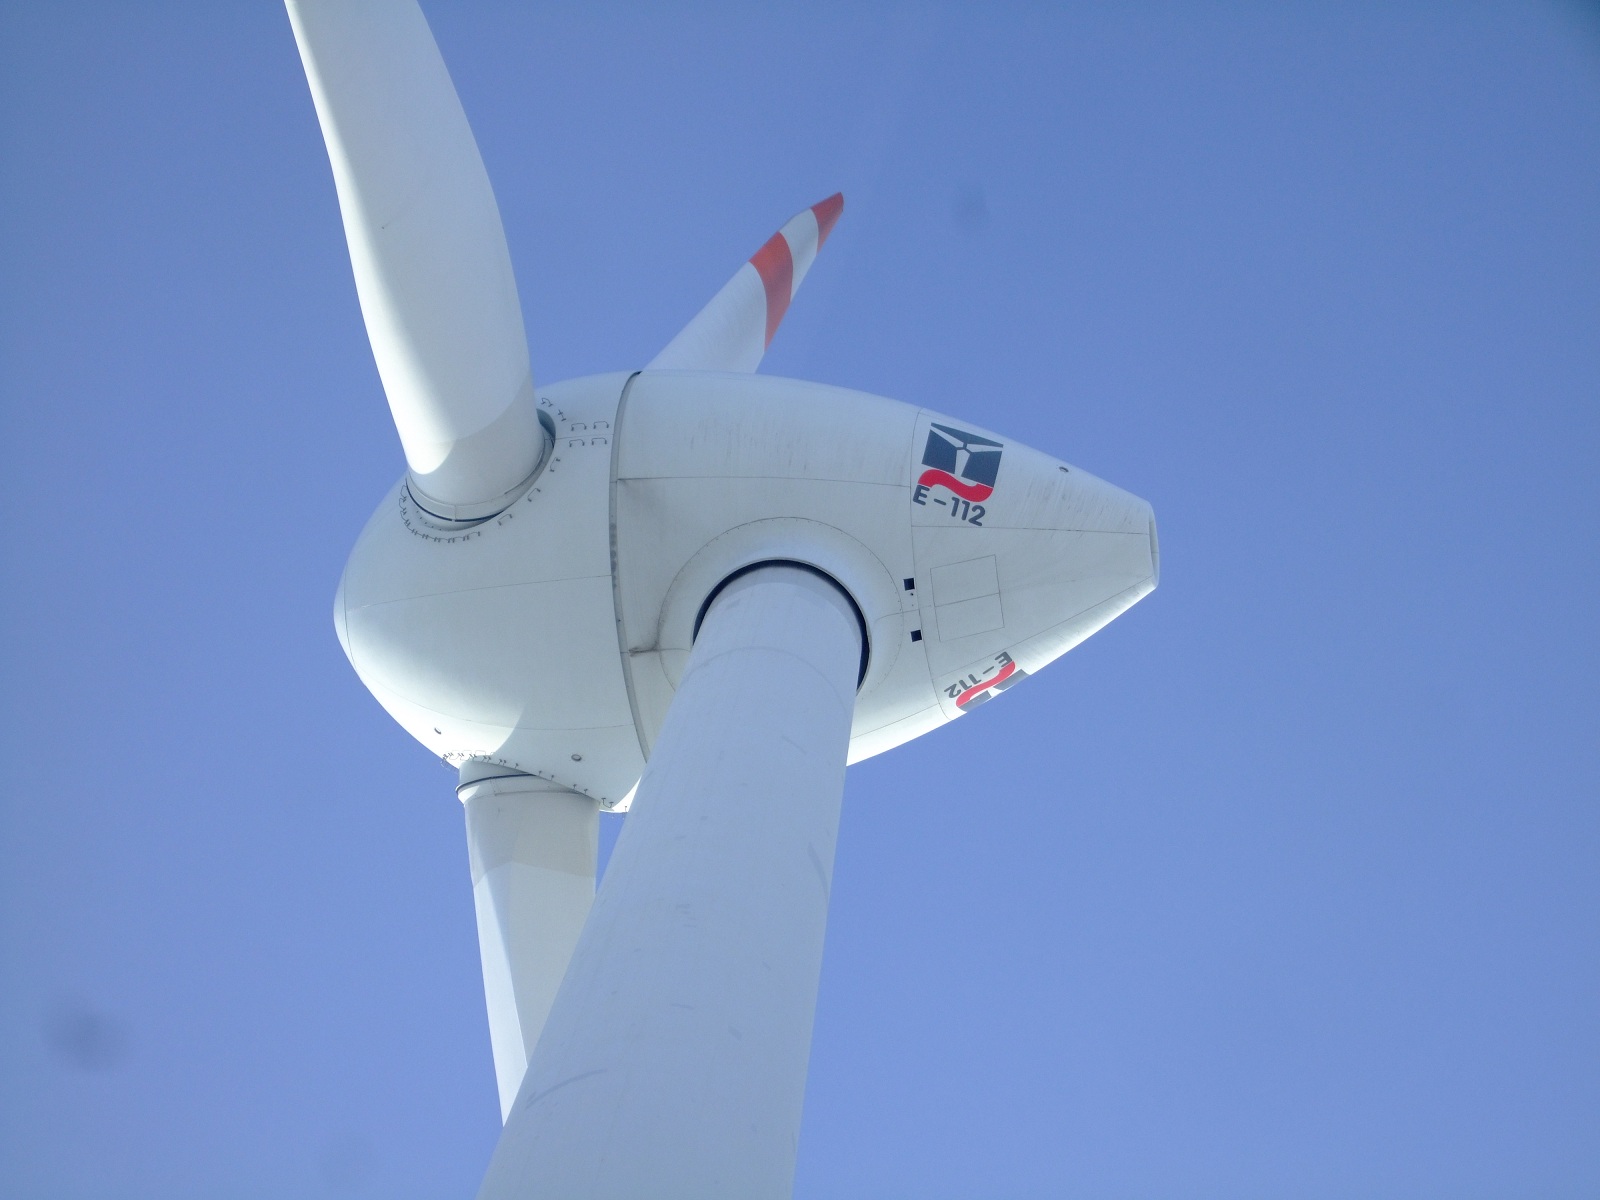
334,370,1158,809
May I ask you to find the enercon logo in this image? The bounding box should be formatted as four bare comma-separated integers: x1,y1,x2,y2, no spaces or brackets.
918,423,1003,502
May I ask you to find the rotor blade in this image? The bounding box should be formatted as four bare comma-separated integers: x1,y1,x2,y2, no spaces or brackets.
647,194,844,373
477,565,862,1200
458,768,599,1122
286,0,546,518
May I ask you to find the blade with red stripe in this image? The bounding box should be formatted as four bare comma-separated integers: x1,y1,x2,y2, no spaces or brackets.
647,193,843,372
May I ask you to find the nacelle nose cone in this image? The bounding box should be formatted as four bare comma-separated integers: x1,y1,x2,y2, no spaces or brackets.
909,412,1156,715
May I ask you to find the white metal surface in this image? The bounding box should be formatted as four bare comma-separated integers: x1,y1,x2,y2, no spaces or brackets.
287,0,546,517
334,374,642,808
459,768,598,1122
613,371,1159,761
648,194,844,372
477,565,861,1200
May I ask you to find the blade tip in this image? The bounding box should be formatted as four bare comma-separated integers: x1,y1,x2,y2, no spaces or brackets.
811,192,844,246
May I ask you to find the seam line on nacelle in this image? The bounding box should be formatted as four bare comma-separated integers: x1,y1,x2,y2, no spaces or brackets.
608,371,651,765
615,473,907,489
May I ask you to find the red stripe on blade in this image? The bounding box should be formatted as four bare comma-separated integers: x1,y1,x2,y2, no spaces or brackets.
749,231,795,347
811,193,844,247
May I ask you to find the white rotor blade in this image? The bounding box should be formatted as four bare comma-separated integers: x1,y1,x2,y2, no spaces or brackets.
458,769,598,1122
647,194,844,373
286,0,546,518
478,565,862,1200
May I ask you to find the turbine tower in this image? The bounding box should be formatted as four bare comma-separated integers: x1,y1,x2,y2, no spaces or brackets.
286,2,1158,1196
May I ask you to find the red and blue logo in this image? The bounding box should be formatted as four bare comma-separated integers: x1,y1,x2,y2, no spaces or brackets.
914,423,1003,526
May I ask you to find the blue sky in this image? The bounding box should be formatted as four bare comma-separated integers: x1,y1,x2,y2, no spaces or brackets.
2,2,1597,1196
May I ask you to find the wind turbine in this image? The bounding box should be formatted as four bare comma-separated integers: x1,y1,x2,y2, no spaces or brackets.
286,2,1158,1196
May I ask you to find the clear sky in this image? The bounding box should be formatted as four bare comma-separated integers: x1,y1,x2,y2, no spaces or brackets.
2,2,1597,1197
